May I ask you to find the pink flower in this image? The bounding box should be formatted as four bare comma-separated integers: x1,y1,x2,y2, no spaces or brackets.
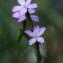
24,26,46,45
12,0,39,22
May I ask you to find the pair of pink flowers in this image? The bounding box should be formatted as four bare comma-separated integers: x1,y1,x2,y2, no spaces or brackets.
12,0,46,45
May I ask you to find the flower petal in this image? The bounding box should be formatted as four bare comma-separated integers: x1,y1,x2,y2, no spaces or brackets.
29,38,36,45
31,15,39,22
24,30,34,37
12,6,22,12
19,8,27,15
28,9,36,14
33,26,39,35
17,0,25,5
28,3,38,8
26,0,32,5
38,27,46,36
12,12,19,18
17,15,26,22
37,37,44,43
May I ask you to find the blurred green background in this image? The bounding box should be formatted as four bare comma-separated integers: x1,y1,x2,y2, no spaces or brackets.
0,0,63,63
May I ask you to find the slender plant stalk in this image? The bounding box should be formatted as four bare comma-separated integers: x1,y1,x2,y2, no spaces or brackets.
17,21,27,63
35,42,42,63
18,11,42,63
18,21,26,42
18,11,31,42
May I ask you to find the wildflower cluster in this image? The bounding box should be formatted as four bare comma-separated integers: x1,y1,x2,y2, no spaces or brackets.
12,0,46,45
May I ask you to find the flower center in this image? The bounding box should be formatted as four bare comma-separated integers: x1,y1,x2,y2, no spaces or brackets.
23,4,27,8
33,33,38,38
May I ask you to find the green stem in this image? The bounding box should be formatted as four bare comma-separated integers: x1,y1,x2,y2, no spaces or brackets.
17,21,26,63
18,11,42,63
18,21,26,42
35,42,42,63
